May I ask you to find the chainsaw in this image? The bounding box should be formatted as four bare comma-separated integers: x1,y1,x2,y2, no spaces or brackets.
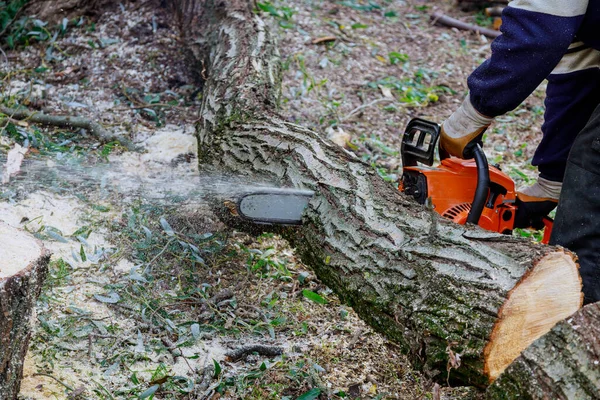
398,118,553,243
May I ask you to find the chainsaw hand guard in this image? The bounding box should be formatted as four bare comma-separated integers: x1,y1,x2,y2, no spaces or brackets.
401,118,440,167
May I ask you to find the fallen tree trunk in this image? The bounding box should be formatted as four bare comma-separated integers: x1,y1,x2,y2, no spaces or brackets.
487,302,600,399
0,222,50,399
181,0,584,387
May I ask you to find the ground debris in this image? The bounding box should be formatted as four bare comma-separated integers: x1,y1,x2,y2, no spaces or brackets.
225,344,284,362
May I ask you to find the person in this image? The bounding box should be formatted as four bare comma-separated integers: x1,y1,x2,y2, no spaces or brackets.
440,0,600,304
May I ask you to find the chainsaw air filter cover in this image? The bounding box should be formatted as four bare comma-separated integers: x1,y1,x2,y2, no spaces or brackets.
442,203,472,223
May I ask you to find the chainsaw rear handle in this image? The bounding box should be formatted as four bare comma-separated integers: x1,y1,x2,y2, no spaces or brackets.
467,144,490,225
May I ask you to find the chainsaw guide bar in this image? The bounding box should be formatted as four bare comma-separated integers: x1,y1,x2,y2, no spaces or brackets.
235,188,314,225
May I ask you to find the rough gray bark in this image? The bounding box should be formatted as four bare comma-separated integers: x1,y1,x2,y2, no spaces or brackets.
185,0,583,387
487,302,600,399
0,222,50,399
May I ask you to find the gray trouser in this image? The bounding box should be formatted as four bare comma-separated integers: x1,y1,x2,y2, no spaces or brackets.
551,102,600,304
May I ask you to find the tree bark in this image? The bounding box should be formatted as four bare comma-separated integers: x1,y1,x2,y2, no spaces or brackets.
0,222,50,399
184,0,584,387
487,302,600,399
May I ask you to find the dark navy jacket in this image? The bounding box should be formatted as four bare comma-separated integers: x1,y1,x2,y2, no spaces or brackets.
469,0,600,117
468,0,600,181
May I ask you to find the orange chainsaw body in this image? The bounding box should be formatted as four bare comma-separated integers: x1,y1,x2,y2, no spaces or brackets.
399,157,518,234
398,118,553,243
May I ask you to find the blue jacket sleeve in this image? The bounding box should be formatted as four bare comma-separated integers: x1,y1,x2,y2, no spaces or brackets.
468,1,588,117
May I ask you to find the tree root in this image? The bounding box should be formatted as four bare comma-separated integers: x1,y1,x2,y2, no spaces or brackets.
224,344,284,362
0,106,138,151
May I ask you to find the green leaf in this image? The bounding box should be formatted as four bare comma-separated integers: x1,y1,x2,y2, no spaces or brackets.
257,2,281,17
351,23,368,29
79,244,87,262
302,289,327,304
159,217,175,236
389,51,409,65
191,323,200,339
296,388,322,400
213,359,222,378
94,292,121,304
139,384,159,399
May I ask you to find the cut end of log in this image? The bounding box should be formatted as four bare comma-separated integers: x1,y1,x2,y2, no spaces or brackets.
0,222,45,279
484,249,582,382
0,221,49,398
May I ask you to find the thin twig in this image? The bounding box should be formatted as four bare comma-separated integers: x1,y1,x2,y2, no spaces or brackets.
33,373,74,391
430,11,501,39
0,106,138,150
341,98,395,121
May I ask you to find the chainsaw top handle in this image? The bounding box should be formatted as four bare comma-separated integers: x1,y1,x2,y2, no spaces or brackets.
401,117,490,225
401,118,440,167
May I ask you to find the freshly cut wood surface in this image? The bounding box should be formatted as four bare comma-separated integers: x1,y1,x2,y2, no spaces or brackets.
0,222,50,399
484,250,582,381
488,302,600,399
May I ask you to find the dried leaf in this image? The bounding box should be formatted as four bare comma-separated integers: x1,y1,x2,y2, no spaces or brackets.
379,85,393,98
375,54,387,63
311,36,336,45
326,126,352,148
433,383,441,400
2,143,28,184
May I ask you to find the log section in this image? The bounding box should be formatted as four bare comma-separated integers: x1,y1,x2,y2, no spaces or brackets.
178,0,584,386
488,302,600,399
0,222,50,399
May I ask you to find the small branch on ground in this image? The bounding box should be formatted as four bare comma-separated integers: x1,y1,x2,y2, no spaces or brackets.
341,98,395,122
225,344,284,362
33,373,74,392
430,12,500,39
0,106,138,150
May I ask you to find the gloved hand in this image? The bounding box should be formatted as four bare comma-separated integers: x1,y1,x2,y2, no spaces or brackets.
440,96,494,159
514,177,562,229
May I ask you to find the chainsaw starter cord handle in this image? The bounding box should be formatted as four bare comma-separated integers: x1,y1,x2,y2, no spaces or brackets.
466,144,490,225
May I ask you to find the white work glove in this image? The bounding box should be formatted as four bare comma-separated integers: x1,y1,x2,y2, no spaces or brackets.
517,177,562,202
440,96,494,159
515,177,562,229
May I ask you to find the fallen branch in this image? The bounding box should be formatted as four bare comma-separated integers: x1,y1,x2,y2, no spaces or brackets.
431,12,500,39
0,106,137,150
225,344,283,362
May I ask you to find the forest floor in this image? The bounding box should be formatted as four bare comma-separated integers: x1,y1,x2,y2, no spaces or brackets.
0,0,546,399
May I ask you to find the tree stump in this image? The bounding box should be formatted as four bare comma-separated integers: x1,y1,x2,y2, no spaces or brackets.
0,222,50,399
488,302,600,399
